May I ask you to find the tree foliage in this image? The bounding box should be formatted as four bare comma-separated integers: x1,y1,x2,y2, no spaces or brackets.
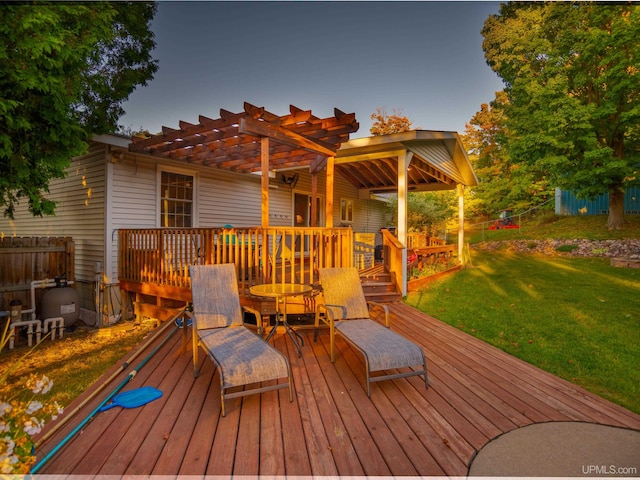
463,91,553,218
482,2,640,229
385,191,456,237
0,3,158,218
370,107,413,135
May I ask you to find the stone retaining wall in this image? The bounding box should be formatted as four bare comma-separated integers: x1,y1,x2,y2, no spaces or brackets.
473,239,640,259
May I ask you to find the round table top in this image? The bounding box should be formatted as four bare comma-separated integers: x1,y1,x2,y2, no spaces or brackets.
250,283,313,298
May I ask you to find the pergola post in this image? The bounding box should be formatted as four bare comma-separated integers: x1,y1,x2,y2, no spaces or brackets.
310,172,318,227
261,137,270,227
325,156,334,228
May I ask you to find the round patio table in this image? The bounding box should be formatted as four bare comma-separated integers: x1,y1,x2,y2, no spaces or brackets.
249,283,312,357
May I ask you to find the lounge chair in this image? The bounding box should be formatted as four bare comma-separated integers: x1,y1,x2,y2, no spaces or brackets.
188,264,293,416
314,267,428,396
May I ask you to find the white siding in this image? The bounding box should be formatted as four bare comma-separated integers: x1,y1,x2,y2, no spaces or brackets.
107,152,158,282
0,137,389,314
108,155,388,233
0,142,107,283
197,170,262,227
0,142,108,312
330,172,389,234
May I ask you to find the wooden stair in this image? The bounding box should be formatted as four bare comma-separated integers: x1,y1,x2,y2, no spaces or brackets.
359,264,402,303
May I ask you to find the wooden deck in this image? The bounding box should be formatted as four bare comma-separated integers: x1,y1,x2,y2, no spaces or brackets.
35,303,640,476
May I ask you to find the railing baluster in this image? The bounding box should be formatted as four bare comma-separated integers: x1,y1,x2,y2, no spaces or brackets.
118,227,353,292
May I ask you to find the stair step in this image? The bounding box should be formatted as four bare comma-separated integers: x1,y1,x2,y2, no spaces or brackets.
364,290,403,303
359,267,400,303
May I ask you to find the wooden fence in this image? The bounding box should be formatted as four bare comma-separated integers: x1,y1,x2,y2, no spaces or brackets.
0,237,75,313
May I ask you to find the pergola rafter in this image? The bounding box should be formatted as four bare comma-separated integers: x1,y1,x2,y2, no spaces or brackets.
129,102,359,175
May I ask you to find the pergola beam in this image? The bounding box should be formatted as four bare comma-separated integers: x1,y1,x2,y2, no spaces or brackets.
239,117,337,157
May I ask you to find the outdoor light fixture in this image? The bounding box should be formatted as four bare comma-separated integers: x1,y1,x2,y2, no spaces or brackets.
279,173,299,189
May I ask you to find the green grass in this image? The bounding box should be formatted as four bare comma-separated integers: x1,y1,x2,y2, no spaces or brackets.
405,250,640,414
466,213,640,243
0,324,148,408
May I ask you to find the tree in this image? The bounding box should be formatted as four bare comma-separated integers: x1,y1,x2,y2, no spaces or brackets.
482,3,640,229
370,107,413,135
462,91,553,218
0,3,158,218
385,191,455,237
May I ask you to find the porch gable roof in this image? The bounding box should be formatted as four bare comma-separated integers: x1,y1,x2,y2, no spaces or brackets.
336,130,478,193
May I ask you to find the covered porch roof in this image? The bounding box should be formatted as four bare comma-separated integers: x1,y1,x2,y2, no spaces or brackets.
336,130,477,194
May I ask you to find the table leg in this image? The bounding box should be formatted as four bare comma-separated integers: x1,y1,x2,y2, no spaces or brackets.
264,295,303,357
281,296,304,357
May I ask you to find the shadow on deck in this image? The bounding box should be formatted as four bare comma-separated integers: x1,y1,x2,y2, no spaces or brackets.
35,303,640,476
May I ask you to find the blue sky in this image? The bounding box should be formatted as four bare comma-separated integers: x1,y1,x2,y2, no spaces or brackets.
120,1,505,139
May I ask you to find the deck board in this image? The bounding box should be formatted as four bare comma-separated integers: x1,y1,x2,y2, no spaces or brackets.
34,303,640,476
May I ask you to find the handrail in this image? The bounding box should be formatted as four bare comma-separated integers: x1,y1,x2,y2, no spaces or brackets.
380,228,404,293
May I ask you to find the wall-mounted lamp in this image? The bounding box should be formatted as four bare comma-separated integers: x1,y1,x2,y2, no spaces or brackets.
279,173,299,189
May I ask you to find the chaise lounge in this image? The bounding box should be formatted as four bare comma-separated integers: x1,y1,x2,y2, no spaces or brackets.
314,267,428,396
188,263,293,416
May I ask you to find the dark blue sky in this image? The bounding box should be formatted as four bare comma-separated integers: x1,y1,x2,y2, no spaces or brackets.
120,1,505,138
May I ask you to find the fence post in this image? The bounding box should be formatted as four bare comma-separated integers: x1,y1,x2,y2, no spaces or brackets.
66,238,75,282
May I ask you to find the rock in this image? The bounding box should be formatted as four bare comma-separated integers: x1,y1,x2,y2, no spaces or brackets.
473,239,640,258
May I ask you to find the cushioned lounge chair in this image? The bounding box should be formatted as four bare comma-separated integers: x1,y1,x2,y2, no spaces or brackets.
188,264,293,416
314,267,428,396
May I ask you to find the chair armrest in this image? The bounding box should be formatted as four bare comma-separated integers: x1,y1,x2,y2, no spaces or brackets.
367,301,391,328
315,303,339,329
242,305,264,335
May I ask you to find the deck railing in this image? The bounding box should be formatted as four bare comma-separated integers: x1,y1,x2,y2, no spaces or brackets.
380,228,405,293
380,229,457,293
118,227,354,296
406,232,446,248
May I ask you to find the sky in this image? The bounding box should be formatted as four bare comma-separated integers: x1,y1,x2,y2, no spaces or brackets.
120,1,506,139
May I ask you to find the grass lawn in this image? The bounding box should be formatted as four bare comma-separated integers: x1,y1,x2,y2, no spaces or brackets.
467,212,640,243
405,250,640,415
0,324,149,408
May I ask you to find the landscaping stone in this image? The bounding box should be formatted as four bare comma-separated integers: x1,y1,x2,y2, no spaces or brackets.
473,239,640,259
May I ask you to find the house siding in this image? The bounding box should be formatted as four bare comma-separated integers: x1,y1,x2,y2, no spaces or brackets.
197,171,263,227
2,137,389,318
0,142,108,312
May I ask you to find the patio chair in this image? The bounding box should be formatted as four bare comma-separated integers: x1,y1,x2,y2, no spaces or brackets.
314,267,428,396
188,264,293,416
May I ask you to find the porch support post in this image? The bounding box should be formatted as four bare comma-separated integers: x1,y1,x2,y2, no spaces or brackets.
397,150,412,296
261,137,270,227
326,156,334,228
457,183,465,264
310,172,318,227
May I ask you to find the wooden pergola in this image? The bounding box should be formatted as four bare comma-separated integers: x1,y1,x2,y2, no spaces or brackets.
129,102,359,227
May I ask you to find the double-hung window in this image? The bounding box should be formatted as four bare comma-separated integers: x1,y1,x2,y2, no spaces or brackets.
160,171,194,227
340,198,353,224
